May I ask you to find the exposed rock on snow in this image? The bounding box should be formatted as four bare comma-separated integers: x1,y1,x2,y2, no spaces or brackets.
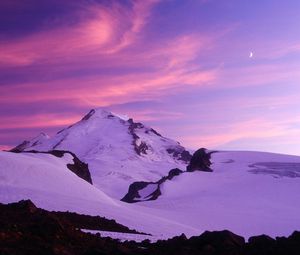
187,148,213,172
121,168,184,203
121,181,154,203
12,150,93,184
48,150,93,184
10,132,49,152
248,162,300,178
81,109,96,121
122,148,214,203
166,148,192,163
127,117,191,162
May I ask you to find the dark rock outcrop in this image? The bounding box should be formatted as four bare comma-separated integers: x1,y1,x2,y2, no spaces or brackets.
81,109,96,121
166,148,192,164
121,168,183,203
127,118,150,156
121,181,153,203
165,168,183,181
149,128,162,137
135,141,149,155
10,150,93,184
2,200,300,255
0,200,148,255
10,133,49,152
10,140,31,153
51,211,147,234
50,150,93,184
127,118,192,164
187,148,213,172
191,230,245,251
122,148,214,203
245,234,276,254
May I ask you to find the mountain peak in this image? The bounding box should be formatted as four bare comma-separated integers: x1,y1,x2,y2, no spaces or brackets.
11,132,49,152
81,108,111,120
11,108,192,198
81,108,129,122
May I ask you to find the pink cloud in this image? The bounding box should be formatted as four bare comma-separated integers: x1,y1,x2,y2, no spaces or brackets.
0,67,216,108
0,32,218,108
0,1,159,67
0,145,12,151
0,113,80,130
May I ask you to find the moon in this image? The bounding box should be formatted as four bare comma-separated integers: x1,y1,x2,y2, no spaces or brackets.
249,52,254,58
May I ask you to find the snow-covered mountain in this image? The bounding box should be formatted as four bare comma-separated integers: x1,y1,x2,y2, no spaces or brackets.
12,109,191,198
2,108,300,240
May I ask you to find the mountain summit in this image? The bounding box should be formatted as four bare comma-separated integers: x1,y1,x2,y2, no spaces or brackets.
12,108,191,198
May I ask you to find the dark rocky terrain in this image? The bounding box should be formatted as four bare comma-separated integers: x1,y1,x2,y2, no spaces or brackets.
0,200,148,255
121,168,183,203
186,148,213,172
127,117,192,163
10,149,93,184
1,200,300,255
122,148,213,203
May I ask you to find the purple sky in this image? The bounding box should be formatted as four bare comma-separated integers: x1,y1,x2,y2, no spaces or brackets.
1,0,300,155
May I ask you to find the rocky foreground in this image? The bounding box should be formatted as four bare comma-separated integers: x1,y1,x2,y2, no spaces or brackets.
1,200,300,255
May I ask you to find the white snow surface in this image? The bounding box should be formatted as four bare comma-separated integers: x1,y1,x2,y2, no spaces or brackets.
2,109,300,240
0,151,198,238
82,229,159,242
137,184,158,201
136,151,300,239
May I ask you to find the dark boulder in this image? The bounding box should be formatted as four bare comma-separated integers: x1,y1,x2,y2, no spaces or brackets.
121,181,151,203
187,148,213,172
167,168,184,180
189,230,245,254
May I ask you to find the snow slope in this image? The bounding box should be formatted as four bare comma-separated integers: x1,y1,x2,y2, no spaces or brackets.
0,151,199,238
0,151,117,206
14,109,190,198
134,151,300,239
3,149,300,239
82,229,160,242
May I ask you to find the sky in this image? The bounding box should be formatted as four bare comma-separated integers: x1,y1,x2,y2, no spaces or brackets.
1,0,300,155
